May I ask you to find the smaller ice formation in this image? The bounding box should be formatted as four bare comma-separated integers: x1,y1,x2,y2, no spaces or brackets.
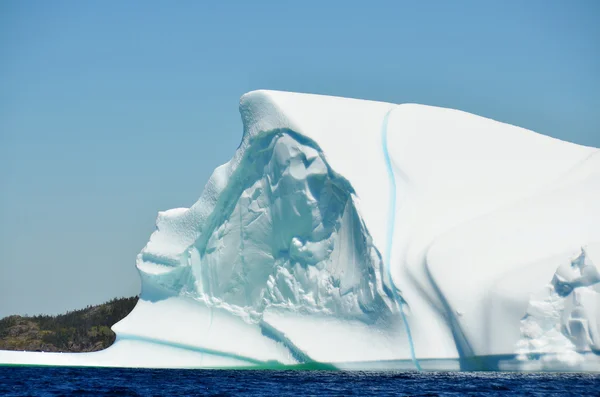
139,133,394,325
517,247,600,365
1,90,599,371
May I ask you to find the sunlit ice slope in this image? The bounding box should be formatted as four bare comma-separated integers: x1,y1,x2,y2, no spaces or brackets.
1,90,598,371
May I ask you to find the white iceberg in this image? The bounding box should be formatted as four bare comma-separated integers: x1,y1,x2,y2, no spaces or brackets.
1,90,599,371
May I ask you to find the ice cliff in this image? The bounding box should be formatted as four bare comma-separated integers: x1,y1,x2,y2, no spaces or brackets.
1,90,599,370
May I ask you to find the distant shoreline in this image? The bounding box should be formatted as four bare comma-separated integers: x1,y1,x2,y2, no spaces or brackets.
0,297,138,353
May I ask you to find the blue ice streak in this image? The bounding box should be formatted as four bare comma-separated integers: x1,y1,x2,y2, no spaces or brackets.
381,107,421,371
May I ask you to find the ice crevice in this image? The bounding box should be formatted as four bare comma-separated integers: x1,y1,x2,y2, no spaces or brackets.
381,106,421,371
115,333,274,366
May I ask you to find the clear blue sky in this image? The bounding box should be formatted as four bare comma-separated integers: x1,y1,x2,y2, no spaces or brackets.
1,0,598,318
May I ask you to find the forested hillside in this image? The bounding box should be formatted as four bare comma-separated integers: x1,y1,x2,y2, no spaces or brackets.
0,297,138,352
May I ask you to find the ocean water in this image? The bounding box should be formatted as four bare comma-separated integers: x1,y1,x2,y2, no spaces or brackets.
0,367,599,396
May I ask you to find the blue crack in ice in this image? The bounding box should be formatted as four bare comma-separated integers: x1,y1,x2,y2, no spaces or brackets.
381,107,421,371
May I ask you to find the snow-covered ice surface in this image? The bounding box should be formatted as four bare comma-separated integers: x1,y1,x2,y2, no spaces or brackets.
2,90,599,371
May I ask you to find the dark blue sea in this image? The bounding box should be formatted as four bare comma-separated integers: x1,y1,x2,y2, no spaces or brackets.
0,367,599,396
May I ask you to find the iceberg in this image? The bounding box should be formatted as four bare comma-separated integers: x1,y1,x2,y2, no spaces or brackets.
1,90,599,371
